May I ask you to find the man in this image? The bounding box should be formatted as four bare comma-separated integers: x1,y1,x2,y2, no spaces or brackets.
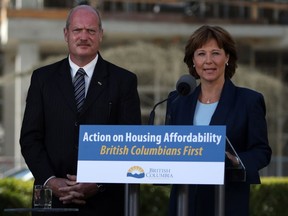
20,4,141,216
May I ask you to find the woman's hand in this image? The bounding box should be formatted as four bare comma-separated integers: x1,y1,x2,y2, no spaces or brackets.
225,151,240,167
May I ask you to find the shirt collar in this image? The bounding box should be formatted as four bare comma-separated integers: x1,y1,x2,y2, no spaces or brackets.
69,54,99,78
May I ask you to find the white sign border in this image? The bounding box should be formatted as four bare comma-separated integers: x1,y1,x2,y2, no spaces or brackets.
77,160,224,185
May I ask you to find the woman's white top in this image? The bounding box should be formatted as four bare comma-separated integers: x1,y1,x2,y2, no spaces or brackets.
193,101,218,126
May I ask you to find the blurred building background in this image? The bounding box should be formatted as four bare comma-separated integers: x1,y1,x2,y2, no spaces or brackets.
0,0,287,178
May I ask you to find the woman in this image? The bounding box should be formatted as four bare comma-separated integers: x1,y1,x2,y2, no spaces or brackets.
167,25,272,216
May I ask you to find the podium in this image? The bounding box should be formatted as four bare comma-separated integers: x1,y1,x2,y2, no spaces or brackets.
176,136,246,216
76,125,236,216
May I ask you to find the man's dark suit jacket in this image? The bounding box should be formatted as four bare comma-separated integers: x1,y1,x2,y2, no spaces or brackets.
20,54,141,216
167,78,272,216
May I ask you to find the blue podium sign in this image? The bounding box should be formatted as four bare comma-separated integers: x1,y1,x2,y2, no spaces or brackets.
77,125,226,184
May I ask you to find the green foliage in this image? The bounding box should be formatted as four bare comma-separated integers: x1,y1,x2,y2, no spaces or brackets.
140,184,171,216
140,178,288,216
0,178,33,216
1,177,288,216
250,177,288,216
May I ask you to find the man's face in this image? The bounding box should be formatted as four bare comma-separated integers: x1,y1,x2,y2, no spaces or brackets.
64,7,103,66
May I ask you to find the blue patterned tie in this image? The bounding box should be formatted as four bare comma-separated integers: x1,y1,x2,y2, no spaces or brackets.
73,68,86,112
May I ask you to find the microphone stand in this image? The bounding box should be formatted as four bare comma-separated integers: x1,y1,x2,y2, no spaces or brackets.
215,185,225,216
148,74,196,215
125,184,139,216
128,88,171,216
149,95,189,216
177,185,189,216
126,75,195,216
148,97,169,125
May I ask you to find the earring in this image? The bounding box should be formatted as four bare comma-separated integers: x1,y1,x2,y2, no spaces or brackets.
193,64,195,68
226,62,229,66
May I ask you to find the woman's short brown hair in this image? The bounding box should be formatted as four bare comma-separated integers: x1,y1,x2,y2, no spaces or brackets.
184,25,238,79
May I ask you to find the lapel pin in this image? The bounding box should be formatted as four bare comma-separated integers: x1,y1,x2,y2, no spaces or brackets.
97,81,102,86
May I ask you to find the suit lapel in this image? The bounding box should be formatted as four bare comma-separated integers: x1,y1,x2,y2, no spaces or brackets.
183,88,199,125
54,55,109,115
171,79,236,126
210,79,236,125
80,54,108,114
56,59,76,112
171,87,200,125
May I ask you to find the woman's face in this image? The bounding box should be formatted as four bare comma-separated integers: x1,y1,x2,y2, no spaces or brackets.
193,39,229,84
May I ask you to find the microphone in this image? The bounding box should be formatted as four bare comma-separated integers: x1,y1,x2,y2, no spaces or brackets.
176,74,197,96
148,74,196,125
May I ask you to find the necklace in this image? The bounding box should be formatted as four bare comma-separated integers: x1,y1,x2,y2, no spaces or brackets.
201,95,219,104
199,93,220,104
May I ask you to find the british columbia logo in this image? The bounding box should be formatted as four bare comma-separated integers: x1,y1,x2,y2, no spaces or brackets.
127,166,145,179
